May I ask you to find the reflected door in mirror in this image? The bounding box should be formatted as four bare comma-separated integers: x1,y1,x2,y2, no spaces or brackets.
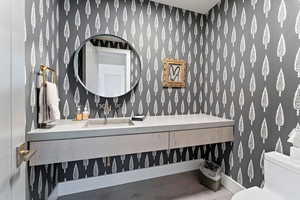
85,42,131,97
74,34,141,98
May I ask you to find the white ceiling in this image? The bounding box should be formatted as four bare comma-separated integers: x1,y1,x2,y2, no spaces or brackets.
151,0,220,14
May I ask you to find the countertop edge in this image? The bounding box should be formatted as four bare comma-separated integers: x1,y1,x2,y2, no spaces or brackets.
27,120,234,142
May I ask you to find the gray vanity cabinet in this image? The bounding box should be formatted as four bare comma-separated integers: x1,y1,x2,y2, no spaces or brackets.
28,114,234,166
29,132,169,166
29,128,233,166
169,127,234,149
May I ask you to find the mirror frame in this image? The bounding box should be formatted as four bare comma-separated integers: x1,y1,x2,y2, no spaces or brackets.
73,34,141,98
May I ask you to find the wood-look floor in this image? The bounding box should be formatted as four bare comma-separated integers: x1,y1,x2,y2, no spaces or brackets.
58,171,233,200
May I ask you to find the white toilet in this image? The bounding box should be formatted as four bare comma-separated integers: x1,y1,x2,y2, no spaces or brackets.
232,152,300,200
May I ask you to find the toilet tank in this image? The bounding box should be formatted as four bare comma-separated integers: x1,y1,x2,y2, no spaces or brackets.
264,152,300,200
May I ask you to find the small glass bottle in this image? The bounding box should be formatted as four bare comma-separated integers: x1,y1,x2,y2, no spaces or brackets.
82,106,90,120
75,106,82,121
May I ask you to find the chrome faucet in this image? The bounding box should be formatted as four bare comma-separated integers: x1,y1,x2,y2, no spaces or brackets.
100,101,112,123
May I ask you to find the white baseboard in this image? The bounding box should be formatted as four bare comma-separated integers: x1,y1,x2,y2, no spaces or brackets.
47,160,245,199
221,174,245,194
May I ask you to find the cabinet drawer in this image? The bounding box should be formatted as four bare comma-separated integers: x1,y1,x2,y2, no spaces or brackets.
170,127,233,149
30,132,169,166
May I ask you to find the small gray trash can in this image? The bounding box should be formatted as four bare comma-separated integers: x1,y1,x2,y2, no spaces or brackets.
199,159,222,192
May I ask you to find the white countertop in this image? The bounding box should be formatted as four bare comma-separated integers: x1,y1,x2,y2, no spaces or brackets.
27,114,234,142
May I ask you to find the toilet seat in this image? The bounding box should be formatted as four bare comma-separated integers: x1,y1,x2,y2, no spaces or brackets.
232,187,284,200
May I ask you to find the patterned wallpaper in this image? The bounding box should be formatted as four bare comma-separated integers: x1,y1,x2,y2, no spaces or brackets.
55,0,228,187
25,0,60,199
59,0,204,119
26,0,60,131
202,0,299,188
25,0,232,200
25,0,300,199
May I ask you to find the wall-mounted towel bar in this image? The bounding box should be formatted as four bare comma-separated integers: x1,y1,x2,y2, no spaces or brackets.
40,64,57,84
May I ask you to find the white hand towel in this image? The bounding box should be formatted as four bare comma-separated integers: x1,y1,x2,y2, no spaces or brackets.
38,85,47,124
46,81,61,121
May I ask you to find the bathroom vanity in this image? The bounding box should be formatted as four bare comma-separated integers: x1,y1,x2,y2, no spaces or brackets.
27,35,234,167
27,114,234,166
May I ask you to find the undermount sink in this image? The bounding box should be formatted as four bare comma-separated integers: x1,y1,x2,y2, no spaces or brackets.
84,118,135,127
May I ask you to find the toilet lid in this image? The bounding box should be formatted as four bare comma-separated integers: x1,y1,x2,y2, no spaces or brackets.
232,187,284,200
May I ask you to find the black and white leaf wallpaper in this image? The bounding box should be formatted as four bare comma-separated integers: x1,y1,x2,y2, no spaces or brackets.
202,0,299,188
25,0,60,199
26,0,230,199
24,0,300,199
59,0,204,119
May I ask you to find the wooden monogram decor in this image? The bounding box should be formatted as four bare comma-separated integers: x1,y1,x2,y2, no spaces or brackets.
163,58,187,88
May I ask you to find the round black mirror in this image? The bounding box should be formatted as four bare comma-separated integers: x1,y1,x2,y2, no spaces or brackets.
74,34,141,98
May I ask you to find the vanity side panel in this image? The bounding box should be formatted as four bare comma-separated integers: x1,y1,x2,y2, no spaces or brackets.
29,132,169,166
170,127,234,149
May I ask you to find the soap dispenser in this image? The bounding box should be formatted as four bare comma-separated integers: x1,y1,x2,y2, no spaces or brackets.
75,106,82,121
82,105,90,120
